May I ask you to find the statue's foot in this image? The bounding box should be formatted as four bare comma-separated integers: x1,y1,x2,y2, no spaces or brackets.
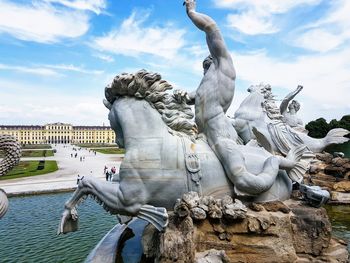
57,208,79,234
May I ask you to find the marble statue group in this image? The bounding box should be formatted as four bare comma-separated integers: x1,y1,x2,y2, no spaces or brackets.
58,0,349,234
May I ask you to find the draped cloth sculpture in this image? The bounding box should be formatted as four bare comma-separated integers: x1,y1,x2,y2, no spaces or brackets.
58,0,346,233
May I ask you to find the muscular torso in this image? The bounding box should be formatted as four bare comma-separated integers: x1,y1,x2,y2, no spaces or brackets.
195,62,236,146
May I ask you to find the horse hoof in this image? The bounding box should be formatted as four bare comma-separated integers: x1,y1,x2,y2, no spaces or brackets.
57,208,79,234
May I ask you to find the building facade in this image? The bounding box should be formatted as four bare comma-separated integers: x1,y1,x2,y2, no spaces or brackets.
0,123,116,145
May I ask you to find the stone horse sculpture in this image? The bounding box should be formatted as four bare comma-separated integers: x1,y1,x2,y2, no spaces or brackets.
0,135,21,218
233,84,349,155
58,70,314,234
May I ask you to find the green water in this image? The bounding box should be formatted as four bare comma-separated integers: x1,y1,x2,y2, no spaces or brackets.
0,193,117,263
0,193,349,262
326,141,350,157
326,205,350,251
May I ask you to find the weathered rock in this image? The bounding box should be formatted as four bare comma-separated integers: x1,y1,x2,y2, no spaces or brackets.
321,237,349,263
174,199,190,217
345,171,350,180
343,162,350,170
333,181,350,192
324,165,346,177
221,195,233,207
332,157,349,167
195,249,230,263
191,207,207,220
183,191,200,208
248,202,264,212
143,200,348,263
208,203,223,219
289,202,331,256
309,164,320,174
316,152,333,164
331,191,350,203
223,199,247,220
142,214,195,263
259,201,291,213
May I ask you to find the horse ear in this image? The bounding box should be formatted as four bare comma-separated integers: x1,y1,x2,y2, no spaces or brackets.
103,99,112,110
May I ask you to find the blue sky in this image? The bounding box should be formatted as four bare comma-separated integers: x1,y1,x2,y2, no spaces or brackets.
0,0,349,125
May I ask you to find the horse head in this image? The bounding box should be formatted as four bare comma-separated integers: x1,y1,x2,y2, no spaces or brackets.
103,70,197,145
235,84,266,121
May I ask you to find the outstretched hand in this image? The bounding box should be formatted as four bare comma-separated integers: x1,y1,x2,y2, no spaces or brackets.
183,0,196,12
297,85,303,92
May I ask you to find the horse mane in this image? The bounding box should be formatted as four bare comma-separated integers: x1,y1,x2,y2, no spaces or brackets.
259,84,283,120
105,69,197,139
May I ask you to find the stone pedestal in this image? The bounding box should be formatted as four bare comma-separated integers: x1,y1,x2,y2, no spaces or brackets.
142,200,348,263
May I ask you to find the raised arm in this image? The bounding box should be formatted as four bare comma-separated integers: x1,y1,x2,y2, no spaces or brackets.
280,85,303,114
184,0,233,73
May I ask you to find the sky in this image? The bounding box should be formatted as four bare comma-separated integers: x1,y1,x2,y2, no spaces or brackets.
0,0,349,126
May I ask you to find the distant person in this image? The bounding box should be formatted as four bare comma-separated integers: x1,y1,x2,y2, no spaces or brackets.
105,171,109,181
76,174,81,185
104,165,108,174
80,156,82,162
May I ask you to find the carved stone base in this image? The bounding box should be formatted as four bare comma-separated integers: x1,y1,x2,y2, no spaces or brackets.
142,200,348,263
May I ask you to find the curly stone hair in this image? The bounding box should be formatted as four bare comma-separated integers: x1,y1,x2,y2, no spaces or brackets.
105,69,197,139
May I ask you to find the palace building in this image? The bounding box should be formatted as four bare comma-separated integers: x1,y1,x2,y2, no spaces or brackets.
0,122,116,145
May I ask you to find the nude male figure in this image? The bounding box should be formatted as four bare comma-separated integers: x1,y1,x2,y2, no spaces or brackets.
175,0,282,196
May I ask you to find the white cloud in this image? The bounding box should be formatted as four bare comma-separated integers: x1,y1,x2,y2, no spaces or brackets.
93,53,115,63
93,11,186,59
44,64,104,74
0,63,59,76
0,79,108,125
44,0,106,14
292,0,350,52
214,0,321,13
214,0,321,35
0,63,103,76
294,29,344,52
227,11,278,35
0,0,105,43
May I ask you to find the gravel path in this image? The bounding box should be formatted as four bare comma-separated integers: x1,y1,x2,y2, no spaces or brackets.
0,144,123,195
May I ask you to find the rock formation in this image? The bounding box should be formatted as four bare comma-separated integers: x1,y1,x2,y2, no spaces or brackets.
142,192,348,263
306,152,350,203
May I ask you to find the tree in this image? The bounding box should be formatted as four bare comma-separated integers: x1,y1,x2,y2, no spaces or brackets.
306,115,350,138
305,118,329,138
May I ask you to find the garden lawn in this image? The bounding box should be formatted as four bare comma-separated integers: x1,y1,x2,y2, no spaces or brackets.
22,144,52,149
75,143,116,148
0,161,58,180
91,148,125,154
21,150,54,157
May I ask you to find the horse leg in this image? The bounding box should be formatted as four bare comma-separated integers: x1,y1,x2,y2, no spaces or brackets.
58,176,168,234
